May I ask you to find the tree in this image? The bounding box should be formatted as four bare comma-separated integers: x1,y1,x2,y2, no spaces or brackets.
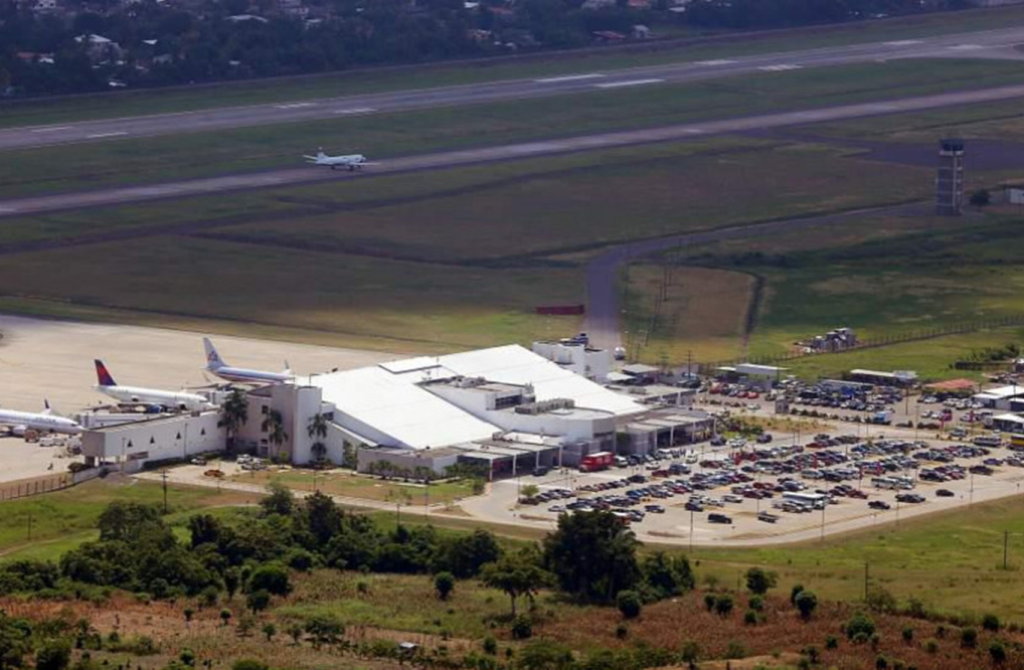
287,623,303,645
248,563,291,596
219,609,232,627
304,614,344,649
188,514,222,548
795,590,818,621
438,529,501,578
260,482,295,517
304,491,342,547
35,640,70,670
714,595,733,617
744,567,777,596
308,413,329,466
219,389,249,451
616,590,641,619
520,484,540,500
434,572,455,601
543,511,639,603
845,612,876,641
262,623,277,642
262,410,288,453
518,640,573,670
246,589,271,614
224,568,240,600
970,188,991,207
641,552,695,599
481,550,550,616
231,660,267,670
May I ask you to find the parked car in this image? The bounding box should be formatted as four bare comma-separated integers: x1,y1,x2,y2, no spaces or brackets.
936,489,955,497
868,500,891,510
757,511,779,523
532,466,550,477
708,513,733,524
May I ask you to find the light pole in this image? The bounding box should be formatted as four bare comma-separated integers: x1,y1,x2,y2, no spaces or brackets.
689,508,695,554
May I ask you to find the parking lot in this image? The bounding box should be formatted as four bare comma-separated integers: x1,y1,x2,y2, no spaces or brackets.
462,423,1024,546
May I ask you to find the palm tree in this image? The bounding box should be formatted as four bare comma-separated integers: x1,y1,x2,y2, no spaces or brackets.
218,389,249,452
307,413,329,467
262,409,288,454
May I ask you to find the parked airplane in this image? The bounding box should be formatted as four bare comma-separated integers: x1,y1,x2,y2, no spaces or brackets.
94,360,214,411
0,400,81,435
203,338,292,385
303,148,375,170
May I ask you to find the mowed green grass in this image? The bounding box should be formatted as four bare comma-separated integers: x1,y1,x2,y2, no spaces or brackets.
0,478,248,561
232,470,476,506
3,58,1023,198
3,5,1023,129
0,236,585,350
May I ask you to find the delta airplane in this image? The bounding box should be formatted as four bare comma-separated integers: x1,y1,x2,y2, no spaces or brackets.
204,338,292,385
0,400,81,436
94,360,215,411
303,148,376,171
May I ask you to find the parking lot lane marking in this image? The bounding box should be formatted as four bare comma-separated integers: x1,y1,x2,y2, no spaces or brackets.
594,78,665,89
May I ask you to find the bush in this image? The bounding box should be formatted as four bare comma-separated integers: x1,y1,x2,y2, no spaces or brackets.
615,624,628,639
714,595,734,617
961,627,978,649
825,635,838,650
748,595,764,612
795,590,818,621
802,646,820,664
434,572,455,601
511,615,532,640
745,568,777,595
231,661,268,670
724,641,747,660
983,614,1001,632
902,627,913,644
846,612,876,641
36,640,72,670
704,594,716,612
875,655,888,669
970,189,991,207
935,625,947,639
248,563,291,596
744,610,758,626
924,639,938,654
482,637,498,655
989,640,1007,664
616,590,642,619
866,585,897,613
246,590,271,614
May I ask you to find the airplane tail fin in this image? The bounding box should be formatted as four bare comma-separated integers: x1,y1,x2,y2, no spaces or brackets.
317,147,326,159
43,399,52,415
203,337,226,369
283,360,292,376
94,360,117,387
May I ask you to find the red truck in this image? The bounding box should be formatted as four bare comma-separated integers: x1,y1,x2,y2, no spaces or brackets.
579,451,614,473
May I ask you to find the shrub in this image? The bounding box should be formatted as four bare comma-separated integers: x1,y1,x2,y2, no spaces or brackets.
961,627,978,649
704,594,716,612
845,612,876,641
795,590,818,621
935,625,947,639
870,634,881,651
875,655,888,669
905,597,927,619
748,595,764,612
924,639,938,654
825,635,838,650
246,590,270,614
724,641,747,660
231,661,268,670
801,646,820,664
714,595,734,617
219,609,232,626
36,640,72,670
679,641,700,666
790,583,805,605
615,624,628,639
616,590,642,619
866,586,897,613
989,640,1007,664
745,568,778,595
983,614,1001,632
744,610,758,626
434,572,455,601
970,189,991,207
902,627,913,644
248,563,291,596
262,623,276,642
179,649,196,667
483,637,498,655
511,616,532,640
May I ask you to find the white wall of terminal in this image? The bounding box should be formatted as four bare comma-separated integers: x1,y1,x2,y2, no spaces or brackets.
81,412,224,468
236,385,345,464
531,341,610,381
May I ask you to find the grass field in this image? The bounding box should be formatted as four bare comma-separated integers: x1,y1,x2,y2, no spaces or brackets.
230,469,476,506
2,5,1023,129
3,58,1023,198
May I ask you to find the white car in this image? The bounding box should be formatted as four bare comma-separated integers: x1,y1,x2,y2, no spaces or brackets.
722,494,743,504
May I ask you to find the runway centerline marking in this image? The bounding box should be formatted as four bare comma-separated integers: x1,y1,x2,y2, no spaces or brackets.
759,64,803,72
86,132,128,139
695,59,736,66
884,40,923,46
276,102,316,109
30,126,73,133
535,73,605,83
594,78,664,89
949,44,985,51
332,107,377,114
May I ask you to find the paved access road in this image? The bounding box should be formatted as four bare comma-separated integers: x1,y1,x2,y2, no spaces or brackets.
3,82,1024,219
3,26,1024,152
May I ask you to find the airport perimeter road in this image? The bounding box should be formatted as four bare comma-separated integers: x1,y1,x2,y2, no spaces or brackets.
3,26,1024,152
4,83,1024,220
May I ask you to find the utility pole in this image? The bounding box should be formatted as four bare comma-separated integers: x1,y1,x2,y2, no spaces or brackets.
161,469,169,514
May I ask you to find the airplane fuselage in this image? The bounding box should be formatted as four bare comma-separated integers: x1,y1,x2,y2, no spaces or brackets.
208,365,291,384
96,384,212,411
0,409,81,435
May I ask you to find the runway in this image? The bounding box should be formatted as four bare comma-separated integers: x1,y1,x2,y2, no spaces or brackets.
3,25,1024,153
4,82,1024,219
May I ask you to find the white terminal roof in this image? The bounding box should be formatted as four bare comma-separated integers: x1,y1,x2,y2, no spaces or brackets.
975,386,1024,399
304,367,498,450
300,345,644,451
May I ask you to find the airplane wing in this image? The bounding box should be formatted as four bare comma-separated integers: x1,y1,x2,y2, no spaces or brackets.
302,156,320,162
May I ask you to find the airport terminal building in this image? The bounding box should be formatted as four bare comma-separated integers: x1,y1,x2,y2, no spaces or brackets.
82,341,712,478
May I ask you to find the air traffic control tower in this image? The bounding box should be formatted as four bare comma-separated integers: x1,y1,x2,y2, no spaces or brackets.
936,138,965,215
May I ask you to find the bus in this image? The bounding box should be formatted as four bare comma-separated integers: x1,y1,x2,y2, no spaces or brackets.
1009,434,1024,451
